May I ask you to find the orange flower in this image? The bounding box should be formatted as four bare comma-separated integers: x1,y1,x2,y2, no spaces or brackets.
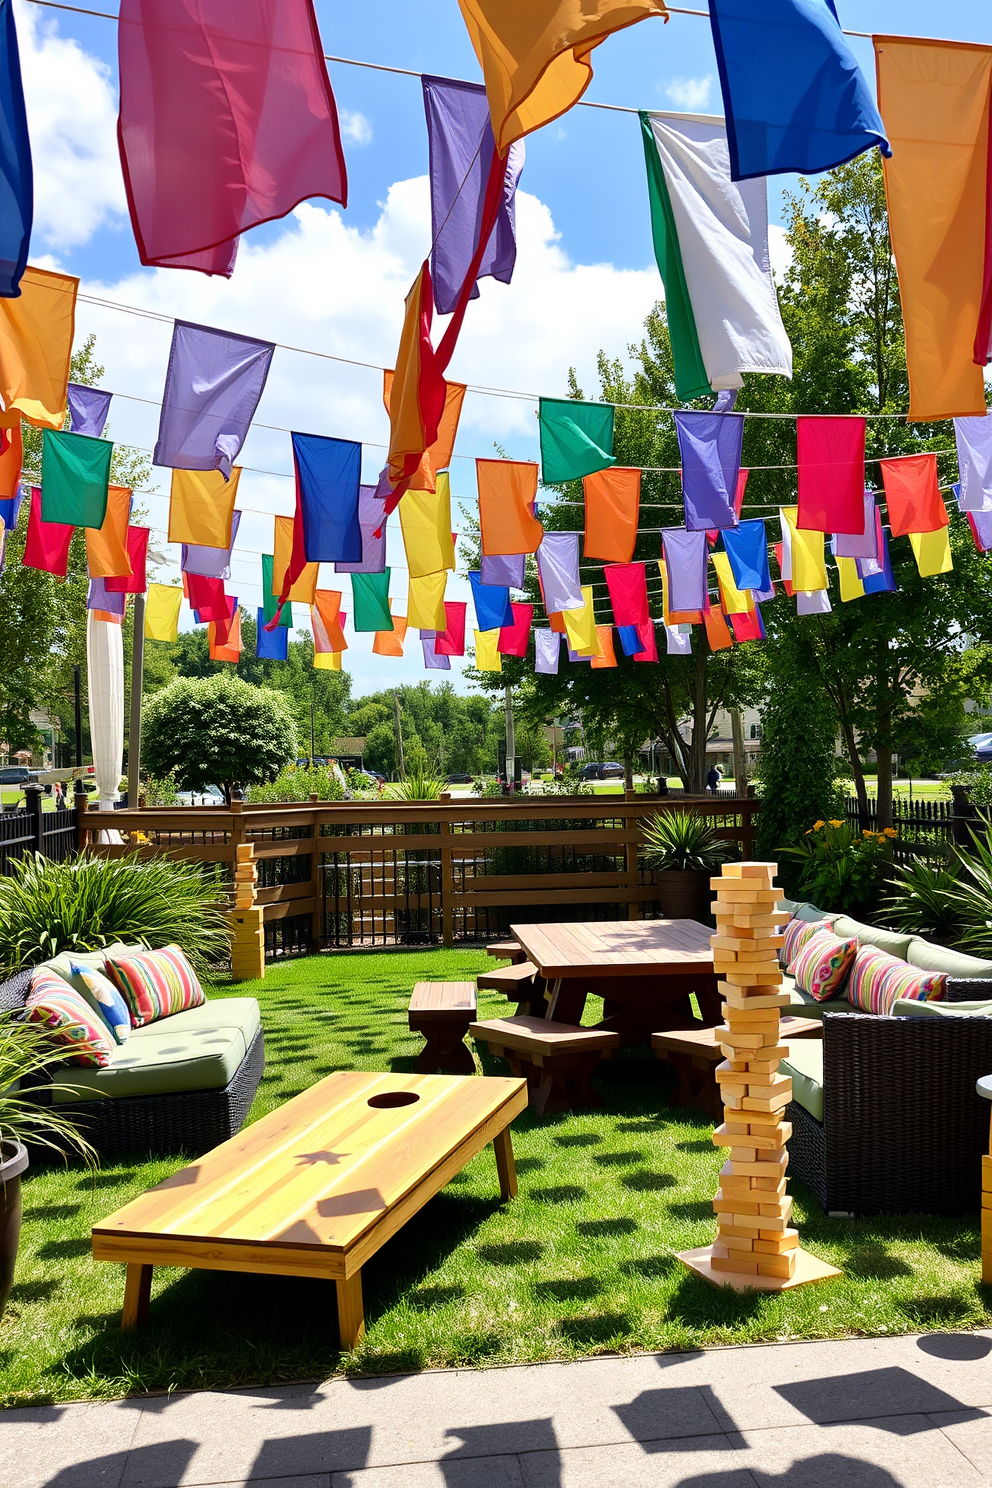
812,820,825,830
883,827,898,838
827,819,844,828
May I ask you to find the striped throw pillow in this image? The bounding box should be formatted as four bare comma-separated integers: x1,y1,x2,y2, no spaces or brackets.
847,944,946,1016
25,967,114,1067
791,928,858,1002
781,916,833,970
105,945,205,1027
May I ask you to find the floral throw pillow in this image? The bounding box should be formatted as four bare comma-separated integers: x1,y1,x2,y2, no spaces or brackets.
25,967,115,1067
105,944,205,1027
847,944,947,1016
780,916,833,970
790,928,858,1002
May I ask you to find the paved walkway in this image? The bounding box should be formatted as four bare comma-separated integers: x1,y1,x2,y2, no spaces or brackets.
7,1331,992,1488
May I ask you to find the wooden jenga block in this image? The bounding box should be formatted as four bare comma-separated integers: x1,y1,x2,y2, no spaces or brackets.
719,988,793,1009
754,1230,800,1255
757,1253,797,1280
711,1252,760,1276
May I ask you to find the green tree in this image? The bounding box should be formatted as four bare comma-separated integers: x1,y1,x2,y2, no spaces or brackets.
753,675,845,894
142,673,297,801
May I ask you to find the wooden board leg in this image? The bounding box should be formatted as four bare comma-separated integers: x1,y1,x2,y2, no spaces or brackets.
336,1272,366,1350
121,1262,152,1331
493,1125,517,1201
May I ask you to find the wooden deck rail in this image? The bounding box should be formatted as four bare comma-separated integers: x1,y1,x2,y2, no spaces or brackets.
79,794,761,953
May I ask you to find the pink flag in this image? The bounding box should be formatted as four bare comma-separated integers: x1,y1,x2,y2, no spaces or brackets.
797,417,866,533
118,0,347,275
186,573,231,623
434,601,467,657
605,562,649,628
23,487,72,576
632,618,658,662
104,526,149,595
498,602,533,657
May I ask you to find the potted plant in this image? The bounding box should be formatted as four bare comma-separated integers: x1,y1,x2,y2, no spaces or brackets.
640,811,735,922
0,1015,95,1324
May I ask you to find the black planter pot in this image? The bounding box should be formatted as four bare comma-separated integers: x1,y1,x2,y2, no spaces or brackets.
0,1140,29,1324
654,867,713,923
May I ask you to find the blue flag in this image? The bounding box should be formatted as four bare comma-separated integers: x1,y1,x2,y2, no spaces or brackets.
709,0,889,182
292,432,362,564
256,608,288,659
723,520,771,593
0,0,31,297
469,570,514,632
617,625,642,657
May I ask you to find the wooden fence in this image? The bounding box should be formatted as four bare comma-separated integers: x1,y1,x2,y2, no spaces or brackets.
78,794,761,957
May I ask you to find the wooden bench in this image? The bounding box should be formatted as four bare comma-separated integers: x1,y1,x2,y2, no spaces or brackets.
408,982,477,1074
470,1015,620,1115
486,941,526,964
477,960,546,1017
652,1018,822,1121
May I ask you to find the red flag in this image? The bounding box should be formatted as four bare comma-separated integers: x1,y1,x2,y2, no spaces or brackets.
104,525,149,594
879,453,948,536
22,486,71,576
797,417,866,534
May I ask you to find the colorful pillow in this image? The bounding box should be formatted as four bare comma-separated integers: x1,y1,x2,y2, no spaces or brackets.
25,968,114,1067
69,963,132,1045
790,928,858,1001
105,944,206,1027
847,944,947,1016
781,915,833,970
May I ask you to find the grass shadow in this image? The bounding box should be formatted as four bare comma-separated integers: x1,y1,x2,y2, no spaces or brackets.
534,1277,602,1303
477,1241,544,1265
557,1312,633,1347
593,1151,643,1168
843,1246,915,1280
577,1218,637,1238
530,1186,585,1205
621,1170,677,1192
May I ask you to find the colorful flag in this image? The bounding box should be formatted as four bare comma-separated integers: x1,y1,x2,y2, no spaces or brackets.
185,572,231,622
155,323,273,477
666,624,691,656
722,520,770,593
408,570,447,630
632,617,659,662
859,520,896,594
704,605,734,651
67,384,111,438
797,417,866,533
676,410,744,531
561,585,597,656
730,607,766,644
834,492,878,559
435,601,467,657
499,602,533,657
117,0,347,275
540,398,615,484
969,509,992,553
145,585,182,642
0,424,20,509
209,609,242,662
273,513,318,603
41,430,111,528
909,528,953,577
536,531,582,613
383,266,447,502
708,0,887,181
351,571,393,632
22,487,71,575
335,485,388,574
474,628,502,672
781,508,827,591
875,37,990,419
662,527,708,612
0,0,32,297
399,472,456,577
168,467,241,548
477,459,543,555
954,416,992,513
0,266,76,430
712,551,755,615
583,466,640,563
312,590,347,653
422,634,451,670
590,625,617,669
382,368,465,498
640,113,792,401
261,554,292,629
313,650,342,672
256,609,288,660
85,485,132,580
469,569,514,631
292,432,362,563
879,454,948,537
534,629,561,675
605,562,649,627
835,554,865,603
481,552,525,588
87,578,125,617
373,611,408,657
797,590,832,616
182,510,242,581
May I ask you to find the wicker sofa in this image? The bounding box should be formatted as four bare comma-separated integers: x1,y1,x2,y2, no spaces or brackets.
778,901,992,1215
1,966,265,1160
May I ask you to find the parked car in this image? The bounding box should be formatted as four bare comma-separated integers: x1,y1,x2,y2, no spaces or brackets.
578,763,602,780
0,766,36,786
446,773,473,784
599,762,625,779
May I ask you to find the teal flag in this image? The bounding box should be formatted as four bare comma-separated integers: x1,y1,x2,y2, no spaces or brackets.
539,398,616,484
41,430,112,528
352,569,393,632
261,554,292,628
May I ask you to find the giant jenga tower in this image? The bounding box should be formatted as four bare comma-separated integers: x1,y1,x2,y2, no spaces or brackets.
678,861,841,1291
229,842,266,983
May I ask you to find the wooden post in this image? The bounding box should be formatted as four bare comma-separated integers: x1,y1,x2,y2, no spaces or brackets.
309,795,323,951
440,814,454,947
677,861,841,1292
624,806,641,921
983,1112,992,1285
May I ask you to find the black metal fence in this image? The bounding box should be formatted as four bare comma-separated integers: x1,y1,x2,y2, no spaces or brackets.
0,790,79,876
845,789,987,861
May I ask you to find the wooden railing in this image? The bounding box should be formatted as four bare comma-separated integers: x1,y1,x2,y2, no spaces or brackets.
78,794,761,956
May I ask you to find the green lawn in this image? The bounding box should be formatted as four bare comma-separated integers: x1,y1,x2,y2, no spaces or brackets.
1,948,989,1408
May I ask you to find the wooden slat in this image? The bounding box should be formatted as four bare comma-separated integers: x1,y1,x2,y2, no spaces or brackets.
458,871,627,893
262,897,317,921
455,886,660,909
510,917,715,979
255,880,315,905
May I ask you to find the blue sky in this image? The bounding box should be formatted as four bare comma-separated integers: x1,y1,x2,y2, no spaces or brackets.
15,0,992,693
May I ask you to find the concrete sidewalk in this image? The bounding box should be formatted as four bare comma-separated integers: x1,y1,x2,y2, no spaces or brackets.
6,1331,992,1488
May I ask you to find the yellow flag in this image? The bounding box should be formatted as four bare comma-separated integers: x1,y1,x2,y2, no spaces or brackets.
314,651,343,671
273,514,318,603
909,528,953,576
144,585,183,642
712,551,754,615
399,472,456,578
168,467,242,548
0,266,77,430
474,628,502,672
408,570,447,629
836,555,865,603
782,507,827,591
562,584,597,655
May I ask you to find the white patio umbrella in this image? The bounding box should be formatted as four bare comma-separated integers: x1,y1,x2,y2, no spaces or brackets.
86,610,124,823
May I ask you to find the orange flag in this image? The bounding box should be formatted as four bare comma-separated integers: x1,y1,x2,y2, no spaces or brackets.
373,612,407,657
590,624,617,669
704,604,733,652
209,610,242,662
274,514,318,603
85,485,132,579
0,423,21,499
875,36,991,419
384,264,447,504
477,459,544,555
0,267,77,430
879,453,949,536
312,589,347,652
583,467,640,562
384,370,465,494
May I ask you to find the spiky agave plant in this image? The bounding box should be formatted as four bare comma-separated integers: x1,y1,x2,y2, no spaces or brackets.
0,852,229,977
382,773,446,801
639,811,734,871
883,856,964,943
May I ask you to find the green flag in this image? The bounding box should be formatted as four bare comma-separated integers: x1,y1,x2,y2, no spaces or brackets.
41,430,112,528
539,398,616,485
351,569,392,632
261,554,292,628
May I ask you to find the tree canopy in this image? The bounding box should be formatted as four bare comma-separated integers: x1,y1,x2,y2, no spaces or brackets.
142,673,297,800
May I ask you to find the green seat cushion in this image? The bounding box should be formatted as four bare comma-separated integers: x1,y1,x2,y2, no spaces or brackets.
791,903,831,924
50,997,260,1103
831,917,913,960
781,972,853,1019
40,943,140,989
905,938,992,978
781,1040,824,1122
891,997,992,1019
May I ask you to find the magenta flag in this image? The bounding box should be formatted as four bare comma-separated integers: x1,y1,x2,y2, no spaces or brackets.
182,510,242,580
104,526,149,595
499,603,533,657
605,563,649,627
117,0,347,275
186,572,230,622
797,417,866,534
435,601,467,657
155,322,273,478
632,619,659,663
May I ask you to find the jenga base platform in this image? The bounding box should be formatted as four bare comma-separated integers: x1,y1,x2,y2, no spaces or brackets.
677,1244,842,1292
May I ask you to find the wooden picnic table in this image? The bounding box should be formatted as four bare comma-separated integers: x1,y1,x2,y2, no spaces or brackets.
92,1070,527,1349
510,918,721,1043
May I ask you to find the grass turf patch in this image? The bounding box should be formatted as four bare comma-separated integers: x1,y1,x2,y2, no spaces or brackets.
1,947,989,1406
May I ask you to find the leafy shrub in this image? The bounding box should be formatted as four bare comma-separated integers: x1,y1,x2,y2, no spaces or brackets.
780,819,896,915
141,773,179,806
250,764,345,803
0,1016,96,1160
950,763,992,810
143,673,297,800
883,856,964,943
753,678,844,893
0,852,228,975
640,812,734,871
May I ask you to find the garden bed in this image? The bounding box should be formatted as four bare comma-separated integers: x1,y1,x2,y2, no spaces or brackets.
0,949,989,1407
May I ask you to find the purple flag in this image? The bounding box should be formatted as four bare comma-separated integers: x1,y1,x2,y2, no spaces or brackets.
481,551,526,588
967,499,992,551
675,410,744,531
182,509,242,580
536,531,582,614
857,508,888,579
423,75,524,317
666,624,692,656
534,629,561,675
567,645,592,664
422,634,451,670
87,577,125,615
68,384,112,438
662,528,708,611
373,466,393,503
797,590,831,615
154,321,274,478
954,415,992,513
336,485,388,574
834,492,878,559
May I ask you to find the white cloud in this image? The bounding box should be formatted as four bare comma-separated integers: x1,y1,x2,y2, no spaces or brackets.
15,0,127,248
663,76,713,112
339,109,372,147
768,223,792,283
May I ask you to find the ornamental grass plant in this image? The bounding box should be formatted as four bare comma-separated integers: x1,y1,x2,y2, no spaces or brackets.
639,811,734,872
